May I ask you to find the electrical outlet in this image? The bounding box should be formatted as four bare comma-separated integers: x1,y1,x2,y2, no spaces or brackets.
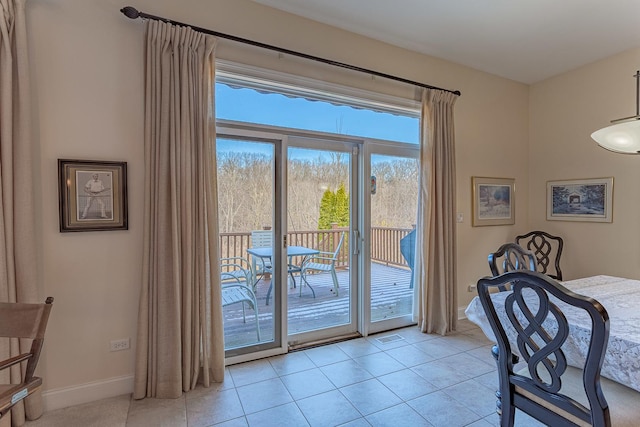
468,284,477,293
110,338,130,352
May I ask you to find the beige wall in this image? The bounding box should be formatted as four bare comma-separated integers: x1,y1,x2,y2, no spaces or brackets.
529,47,640,280
27,0,530,408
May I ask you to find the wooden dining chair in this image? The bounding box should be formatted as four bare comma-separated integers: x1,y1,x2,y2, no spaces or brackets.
0,297,54,420
477,271,640,427
488,243,537,291
515,230,564,280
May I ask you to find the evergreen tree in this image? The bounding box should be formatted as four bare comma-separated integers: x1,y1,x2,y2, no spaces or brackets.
318,189,336,229
335,183,349,226
318,183,349,229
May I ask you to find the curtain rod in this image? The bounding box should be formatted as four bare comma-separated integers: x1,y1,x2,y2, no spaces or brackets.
120,6,461,96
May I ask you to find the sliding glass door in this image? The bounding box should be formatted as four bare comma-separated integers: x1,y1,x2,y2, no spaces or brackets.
216,129,420,362
216,128,361,356
217,129,287,359
286,137,359,346
366,145,419,334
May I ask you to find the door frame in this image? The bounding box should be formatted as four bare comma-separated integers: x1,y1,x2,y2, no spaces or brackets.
218,125,289,365
362,140,420,336
285,135,362,347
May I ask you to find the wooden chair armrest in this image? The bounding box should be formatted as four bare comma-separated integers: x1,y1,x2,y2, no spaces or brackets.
0,353,31,371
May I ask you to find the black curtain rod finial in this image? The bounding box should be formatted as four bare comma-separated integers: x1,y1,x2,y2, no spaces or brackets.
121,6,140,19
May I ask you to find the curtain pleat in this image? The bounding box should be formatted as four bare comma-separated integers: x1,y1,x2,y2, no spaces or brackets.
416,88,458,336
133,20,224,400
0,0,41,425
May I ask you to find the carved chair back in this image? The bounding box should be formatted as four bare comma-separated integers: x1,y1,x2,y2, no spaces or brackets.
477,271,610,427
488,243,537,291
515,230,564,280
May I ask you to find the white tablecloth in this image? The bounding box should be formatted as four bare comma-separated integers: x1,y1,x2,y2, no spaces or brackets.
465,275,640,392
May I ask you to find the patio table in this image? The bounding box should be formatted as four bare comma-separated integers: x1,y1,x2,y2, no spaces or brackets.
247,246,319,305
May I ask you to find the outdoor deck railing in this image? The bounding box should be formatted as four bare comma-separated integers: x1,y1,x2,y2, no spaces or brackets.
370,226,414,267
220,226,413,271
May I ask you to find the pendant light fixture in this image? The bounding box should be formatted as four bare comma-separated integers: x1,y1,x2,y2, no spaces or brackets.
591,70,640,154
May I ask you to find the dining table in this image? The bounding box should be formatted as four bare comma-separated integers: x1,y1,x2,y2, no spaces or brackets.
465,275,640,392
246,245,319,305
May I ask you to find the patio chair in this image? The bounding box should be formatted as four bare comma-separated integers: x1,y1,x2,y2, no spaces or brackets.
0,297,54,420
250,230,273,284
488,243,537,291
220,256,253,289
400,229,416,289
221,257,260,340
301,232,345,297
515,230,564,280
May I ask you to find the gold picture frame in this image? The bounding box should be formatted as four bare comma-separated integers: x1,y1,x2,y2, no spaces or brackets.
472,177,515,226
58,159,128,232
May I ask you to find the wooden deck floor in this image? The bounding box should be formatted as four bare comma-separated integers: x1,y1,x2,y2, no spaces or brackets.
223,262,413,349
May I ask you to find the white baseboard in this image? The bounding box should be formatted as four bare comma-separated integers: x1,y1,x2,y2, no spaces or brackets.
457,306,468,320
42,375,134,412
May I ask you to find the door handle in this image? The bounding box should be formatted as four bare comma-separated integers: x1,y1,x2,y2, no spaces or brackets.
352,229,360,255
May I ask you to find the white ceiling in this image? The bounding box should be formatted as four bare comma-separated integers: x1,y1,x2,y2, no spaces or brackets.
252,0,640,84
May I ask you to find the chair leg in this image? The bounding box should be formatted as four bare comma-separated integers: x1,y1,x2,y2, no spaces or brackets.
500,396,515,427
250,297,260,341
300,271,316,299
491,345,518,426
266,280,273,305
254,312,261,341
288,271,297,289
331,269,339,296
491,346,502,416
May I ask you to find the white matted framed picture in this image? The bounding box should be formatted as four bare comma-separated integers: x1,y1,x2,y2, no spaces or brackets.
547,177,613,222
58,159,128,232
472,177,515,226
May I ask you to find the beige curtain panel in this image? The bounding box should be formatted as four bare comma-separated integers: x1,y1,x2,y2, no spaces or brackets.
416,88,458,336
0,0,42,425
133,20,224,400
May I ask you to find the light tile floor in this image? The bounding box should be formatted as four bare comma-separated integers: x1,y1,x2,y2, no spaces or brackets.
26,320,545,427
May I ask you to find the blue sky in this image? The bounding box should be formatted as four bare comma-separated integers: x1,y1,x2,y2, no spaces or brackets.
215,84,419,149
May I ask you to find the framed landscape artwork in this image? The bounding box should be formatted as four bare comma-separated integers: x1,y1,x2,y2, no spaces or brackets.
472,177,515,226
547,177,613,222
58,159,128,232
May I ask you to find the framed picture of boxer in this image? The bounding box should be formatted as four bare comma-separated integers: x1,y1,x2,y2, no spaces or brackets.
58,159,128,232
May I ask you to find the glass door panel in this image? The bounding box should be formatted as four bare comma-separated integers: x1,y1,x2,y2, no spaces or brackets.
217,136,280,356
286,143,357,342
369,154,418,324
